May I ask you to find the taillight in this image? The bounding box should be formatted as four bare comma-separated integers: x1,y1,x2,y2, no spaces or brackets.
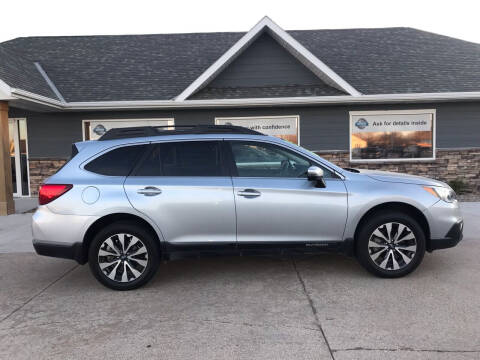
38,184,73,205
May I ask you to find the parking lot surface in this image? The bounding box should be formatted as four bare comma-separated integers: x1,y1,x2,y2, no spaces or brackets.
0,203,479,359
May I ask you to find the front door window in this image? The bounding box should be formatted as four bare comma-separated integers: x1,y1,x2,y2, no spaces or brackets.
229,141,333,178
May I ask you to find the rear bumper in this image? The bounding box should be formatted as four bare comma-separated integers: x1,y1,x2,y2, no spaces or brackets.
33,239,85,264
427,220,463,252
31,206,97,264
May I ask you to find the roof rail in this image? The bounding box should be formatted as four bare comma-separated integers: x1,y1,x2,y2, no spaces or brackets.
98,124,264,141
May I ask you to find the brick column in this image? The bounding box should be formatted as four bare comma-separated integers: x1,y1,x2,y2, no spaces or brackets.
0,101,14,215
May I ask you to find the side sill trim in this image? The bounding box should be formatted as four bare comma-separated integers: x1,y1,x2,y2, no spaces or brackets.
164,240,354,258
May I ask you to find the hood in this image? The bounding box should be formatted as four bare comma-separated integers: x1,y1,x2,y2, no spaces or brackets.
356,169,448,187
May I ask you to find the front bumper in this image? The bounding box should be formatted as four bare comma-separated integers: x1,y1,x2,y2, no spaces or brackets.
33,240,85,263
427,220,464,252
424,198,463,252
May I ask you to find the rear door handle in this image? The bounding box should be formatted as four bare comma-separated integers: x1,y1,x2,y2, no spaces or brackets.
237,189,261,198
137,186,162,196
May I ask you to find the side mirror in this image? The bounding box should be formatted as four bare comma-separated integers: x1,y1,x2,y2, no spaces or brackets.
307,166,326,188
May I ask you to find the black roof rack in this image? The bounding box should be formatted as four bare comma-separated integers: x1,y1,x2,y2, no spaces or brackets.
98,125,264,141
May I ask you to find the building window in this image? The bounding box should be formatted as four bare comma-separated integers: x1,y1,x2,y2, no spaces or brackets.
82,118,174,140
215,116,300,145
349,110,435,162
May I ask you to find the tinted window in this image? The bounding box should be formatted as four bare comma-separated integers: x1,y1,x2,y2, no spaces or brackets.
230,141,332,178
136,141,224,176
85,145,147,176
135,146,161,176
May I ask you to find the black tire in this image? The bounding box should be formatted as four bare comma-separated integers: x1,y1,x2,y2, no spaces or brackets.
88,221,160,290
355,212,426,278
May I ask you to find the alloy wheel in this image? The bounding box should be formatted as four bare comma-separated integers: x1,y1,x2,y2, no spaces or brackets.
368,222,417,271
98,233,149,282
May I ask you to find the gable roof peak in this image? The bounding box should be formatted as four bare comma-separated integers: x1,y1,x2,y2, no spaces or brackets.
175,16,361,101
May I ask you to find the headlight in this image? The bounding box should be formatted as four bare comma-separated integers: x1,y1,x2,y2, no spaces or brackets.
423,186,457,203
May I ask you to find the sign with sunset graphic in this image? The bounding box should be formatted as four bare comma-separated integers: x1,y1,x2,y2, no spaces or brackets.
350,110,435,161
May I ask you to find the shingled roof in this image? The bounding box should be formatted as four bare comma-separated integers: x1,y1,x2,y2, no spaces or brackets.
0,45,58,99
1,23,480,103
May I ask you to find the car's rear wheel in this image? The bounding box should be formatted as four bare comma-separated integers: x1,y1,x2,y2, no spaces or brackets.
356,212,426,278
88,222,160,290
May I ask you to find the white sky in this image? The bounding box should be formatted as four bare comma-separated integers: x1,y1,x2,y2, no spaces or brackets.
1,0,480,43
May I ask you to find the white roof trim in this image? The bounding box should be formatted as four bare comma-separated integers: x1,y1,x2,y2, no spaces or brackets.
34,62,66,102
175,16,361,101
10,89,480,110
11,88,64,108
0,79,14,100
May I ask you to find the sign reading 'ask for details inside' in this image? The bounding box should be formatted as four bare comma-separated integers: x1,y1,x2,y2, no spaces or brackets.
352,113,433,133
350,110,435,161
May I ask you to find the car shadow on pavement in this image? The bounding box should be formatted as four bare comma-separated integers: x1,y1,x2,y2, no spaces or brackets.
54,250,459,292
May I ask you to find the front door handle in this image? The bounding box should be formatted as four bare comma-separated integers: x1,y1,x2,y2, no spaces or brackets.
237,189,261,198
137,186,162,196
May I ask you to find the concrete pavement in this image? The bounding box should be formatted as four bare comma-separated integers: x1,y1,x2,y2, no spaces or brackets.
0,213,34,252
13,197,38,214
0,203,479,359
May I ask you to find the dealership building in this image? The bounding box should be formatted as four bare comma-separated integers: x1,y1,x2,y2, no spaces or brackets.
0,17,479,214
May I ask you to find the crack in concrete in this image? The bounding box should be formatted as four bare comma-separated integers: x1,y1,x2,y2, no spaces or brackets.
332,347,480,353
0,264,78,324
292,258,335,360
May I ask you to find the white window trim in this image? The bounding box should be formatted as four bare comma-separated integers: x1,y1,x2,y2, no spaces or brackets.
8,118,30,197
215,115,300,145
81,118,175,141
349,109,436,163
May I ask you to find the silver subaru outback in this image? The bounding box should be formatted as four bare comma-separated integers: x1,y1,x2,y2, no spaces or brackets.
32,125,463,290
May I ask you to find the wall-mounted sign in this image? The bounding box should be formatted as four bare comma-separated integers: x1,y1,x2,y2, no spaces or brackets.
93,124,107,136
350,110,435,161
215,116,299,144
83,118,174,140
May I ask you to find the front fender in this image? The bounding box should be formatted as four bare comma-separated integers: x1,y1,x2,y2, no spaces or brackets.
343,179,438,240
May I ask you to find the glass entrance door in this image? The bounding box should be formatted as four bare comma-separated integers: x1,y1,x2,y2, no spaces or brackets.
8,119,29,196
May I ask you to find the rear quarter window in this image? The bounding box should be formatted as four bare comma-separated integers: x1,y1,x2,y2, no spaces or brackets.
84,145,148,176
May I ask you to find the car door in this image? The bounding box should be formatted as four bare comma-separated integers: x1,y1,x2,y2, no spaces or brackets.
124,140,236,245
227,140,348,243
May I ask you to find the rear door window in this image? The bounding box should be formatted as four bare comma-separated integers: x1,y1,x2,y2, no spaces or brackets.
84,145,148,176
135,141,225,177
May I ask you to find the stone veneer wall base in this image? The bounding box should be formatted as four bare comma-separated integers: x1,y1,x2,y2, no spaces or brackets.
29,158,67,195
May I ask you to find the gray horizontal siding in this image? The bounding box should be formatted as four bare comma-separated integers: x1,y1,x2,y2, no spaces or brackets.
207,33,323,88
9,101,480,158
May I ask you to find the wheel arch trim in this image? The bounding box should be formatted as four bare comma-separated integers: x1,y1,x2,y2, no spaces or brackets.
81,211,165,264
351,201,431,255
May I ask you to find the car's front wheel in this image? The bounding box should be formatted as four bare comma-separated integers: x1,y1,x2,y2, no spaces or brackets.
356,212,426,278
88,221,160,290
